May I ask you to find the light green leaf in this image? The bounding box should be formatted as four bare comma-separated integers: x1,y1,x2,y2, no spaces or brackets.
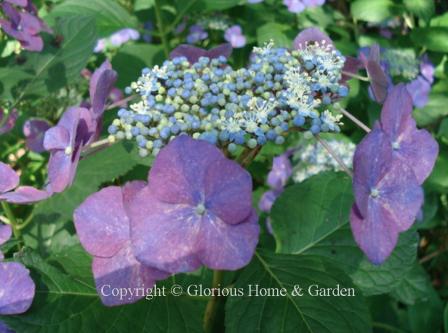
134,0,155,11
351,0,400,23
21,16,97,97
404,0,434,21
0,251,205,333
411,27,448,53
413,93,448,126
196,0,241,11
225,251,372,333
48,0,137,37
426,151,448,193
257,22,291,48
271,172,418,296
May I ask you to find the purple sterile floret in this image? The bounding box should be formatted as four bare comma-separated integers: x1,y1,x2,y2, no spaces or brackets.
0,109,18,135
0,224,12,260
358,45,390,103
351,126,423,264
267,154,292,191
293,27,333,50
283,0,305,13
0,262,35,315
89,60,118,119
258,190,281,213
44,107,95,193
186,25,208,44
74,182,169,306
0,162,49,204
128,135,259,273
23,118,51,153
379,84,438,184
224,25,246,48
170,44,233,64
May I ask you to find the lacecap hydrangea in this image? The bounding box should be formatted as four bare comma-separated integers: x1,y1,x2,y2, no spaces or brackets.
108,28,349,157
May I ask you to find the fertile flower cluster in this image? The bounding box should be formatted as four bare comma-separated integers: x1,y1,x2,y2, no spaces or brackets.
109,28,348,157
0,223,35,316
0,0,52,52
291,139,355,183
74,135,259,306
350,85,438,264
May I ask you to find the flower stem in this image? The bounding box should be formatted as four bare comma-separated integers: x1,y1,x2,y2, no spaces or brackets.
237,146,262,168
314,135,353,178
342,71,370,82
203,270,224,333
154,0,170,58
1,202,20,239
106,95,136,111
336,106,371,133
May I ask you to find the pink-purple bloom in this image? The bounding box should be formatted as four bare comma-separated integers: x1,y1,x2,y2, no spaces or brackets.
94,28,140,52
170,44,233,64
23,118,51,153
0,0,51,52
74,182,169,306
0,223,35,315
128,135,259,273
406,56,435,108
186,25,208,44
283,0,325,13
0,109,18,135
224,25,246,48
0,162,50,204
350,85,437,264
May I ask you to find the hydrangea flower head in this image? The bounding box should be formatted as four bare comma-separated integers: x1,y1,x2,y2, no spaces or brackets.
23,118,51,153
74,181,169,306
0,162,50,204
0,108,18,135
128,135,260,273
351,127,423,264
44,107,95,193
224,25,246,48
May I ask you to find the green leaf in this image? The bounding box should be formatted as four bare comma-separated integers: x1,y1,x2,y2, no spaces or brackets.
413,92,448,126
23,142,142,254
257,22,291,48
444,304,448,333
430,12,448,27
134,0,155,11
225,251,372,333
351,0,400,23
0,68,33,101
407,285,443,333
271,172,418,296
0,251,205,333
403,0,434,21
21,16,97,97
389,263,433,305
112,44,164,89
438,118,448,144
48,0,137,38
426,151,448,193
411,27,448,53
196,0,241,11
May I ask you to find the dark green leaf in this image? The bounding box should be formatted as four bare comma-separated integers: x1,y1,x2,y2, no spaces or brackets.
389,263,433,305
407,285,443,333
411,27,448,53
225,251,372,333
0,68,33,101
196,0,241,11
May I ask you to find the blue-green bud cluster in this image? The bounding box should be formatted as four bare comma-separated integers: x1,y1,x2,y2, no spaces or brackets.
381,49,419,80
108,41,347,157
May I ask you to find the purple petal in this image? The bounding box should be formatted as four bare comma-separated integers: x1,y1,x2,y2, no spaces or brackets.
420,55,434,84
0,262,35,315
129,187,202,273
283,0,305,13
366,60,389,103
170,45,207,63
380,84,414,138
148,135,224,205
406,76,431,108
0,224,12,247
0,321,14,333
19,34,44,52
340,56,361,84
350,204,399,265
258,190,280,212
74,186,131,258
46,149,80,193
43,126,70,151
293,27,333,50
198,209,259,270
0,162,19,194
224,26,246,48
23,118,51,153
92,243,168,307
207,44,233,60
267,154,292,190
0,186,51,204
0,108,18,135
4,0,28,6
204,157,252,224
89,60,117,117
